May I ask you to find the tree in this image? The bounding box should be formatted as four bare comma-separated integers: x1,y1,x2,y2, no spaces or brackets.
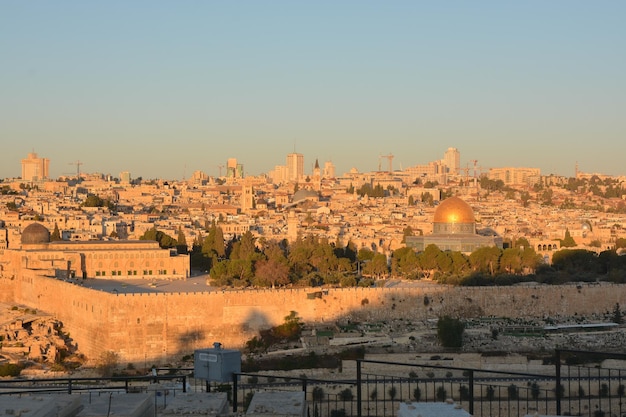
560,229,577,248
96,351,119,377
613,303,623,324
363,253,388,279
436,386,447,401
485,385,495,401
401,226,414,243
413,387,421,401
313,387,325,401
50,223,62,241
507,384,519,400
339,388,353,401
254,257,290,288
436,316,465,348
459,385,470,401
139,227,177,249
469,246,502,276
600,383,609,398
388,386,397,400
391,247,420,279
418,244,444,279
530,382,541,400
176,226,188,254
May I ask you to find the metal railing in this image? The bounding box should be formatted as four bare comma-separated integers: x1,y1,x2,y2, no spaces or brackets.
232,349,626,417
2,349,625,417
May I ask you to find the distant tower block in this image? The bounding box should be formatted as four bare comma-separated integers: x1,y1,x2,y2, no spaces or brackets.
286,153,304,182
226,158,243,179
323,161,335,178
21,152,50,182
119,171,131,183
444,147,461,175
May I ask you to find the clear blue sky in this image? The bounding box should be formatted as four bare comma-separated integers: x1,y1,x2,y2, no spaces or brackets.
2,1,625,180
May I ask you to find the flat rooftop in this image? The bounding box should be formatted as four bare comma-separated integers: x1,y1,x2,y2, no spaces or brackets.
73,271,216,294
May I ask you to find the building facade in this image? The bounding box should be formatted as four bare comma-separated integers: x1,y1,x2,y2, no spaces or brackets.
444,147,460,175
0,223,189,281
286,153,304,182
21,152,50,182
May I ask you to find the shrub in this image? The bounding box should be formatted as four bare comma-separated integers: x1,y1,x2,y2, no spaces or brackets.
436,386,447,401
413,387,421,401
96,351,119,377
0,363,22,377
437,316,465,348
339,388,353,401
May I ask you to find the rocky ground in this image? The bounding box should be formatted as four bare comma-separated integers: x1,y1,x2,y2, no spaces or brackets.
0,302,83,374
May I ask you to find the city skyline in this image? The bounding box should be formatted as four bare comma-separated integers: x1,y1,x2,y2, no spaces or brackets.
2,1,625,180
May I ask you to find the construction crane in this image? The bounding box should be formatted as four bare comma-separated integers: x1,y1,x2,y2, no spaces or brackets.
379,153,394,173
68,160,83,178
217,165,225,177
461,165,471,186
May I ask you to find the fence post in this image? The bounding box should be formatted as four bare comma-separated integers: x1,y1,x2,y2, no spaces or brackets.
357,360,362,417
68,378,72,394
233,373,239,413
468,369,474,416
555,349,562,416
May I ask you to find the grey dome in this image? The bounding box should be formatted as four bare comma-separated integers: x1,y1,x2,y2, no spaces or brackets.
21,222,50,245
292,189,318,203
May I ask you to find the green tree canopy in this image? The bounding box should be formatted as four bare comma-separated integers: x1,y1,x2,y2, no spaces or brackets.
139,227,177,249
437,316,465,348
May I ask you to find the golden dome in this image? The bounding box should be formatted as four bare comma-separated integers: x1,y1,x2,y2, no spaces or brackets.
433,196,475,224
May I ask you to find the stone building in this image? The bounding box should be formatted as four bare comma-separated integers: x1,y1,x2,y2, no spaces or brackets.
405,196,503,252
0,222,190,280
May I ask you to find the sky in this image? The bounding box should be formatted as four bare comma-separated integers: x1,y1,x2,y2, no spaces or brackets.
1,1,625,180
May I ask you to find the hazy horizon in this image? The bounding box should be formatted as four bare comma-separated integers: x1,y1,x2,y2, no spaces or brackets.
2,1,625,180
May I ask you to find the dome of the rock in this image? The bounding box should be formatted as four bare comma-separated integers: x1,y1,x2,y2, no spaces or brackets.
433,196,475,224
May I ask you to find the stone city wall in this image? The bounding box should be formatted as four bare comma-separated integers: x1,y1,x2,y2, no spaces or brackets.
4,273,625,364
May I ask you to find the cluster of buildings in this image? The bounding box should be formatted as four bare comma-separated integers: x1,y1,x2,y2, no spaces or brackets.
1,150,626,283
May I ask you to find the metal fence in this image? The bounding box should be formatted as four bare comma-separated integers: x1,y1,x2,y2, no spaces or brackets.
2,349,625,417
232,349,626,417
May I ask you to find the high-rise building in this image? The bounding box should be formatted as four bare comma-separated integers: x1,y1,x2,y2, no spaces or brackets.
286,153,304,182
488,167,541,186
119,171,131,184
323,161,336,179
226,158,243,179
444,147,460,175
21,152,50,182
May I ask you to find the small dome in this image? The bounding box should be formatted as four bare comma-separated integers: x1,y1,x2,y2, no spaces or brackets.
433,196,475,224
21,222,50,245
292,189,318,203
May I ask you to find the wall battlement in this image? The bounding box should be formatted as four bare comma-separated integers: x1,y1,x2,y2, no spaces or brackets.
3,273,624,365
